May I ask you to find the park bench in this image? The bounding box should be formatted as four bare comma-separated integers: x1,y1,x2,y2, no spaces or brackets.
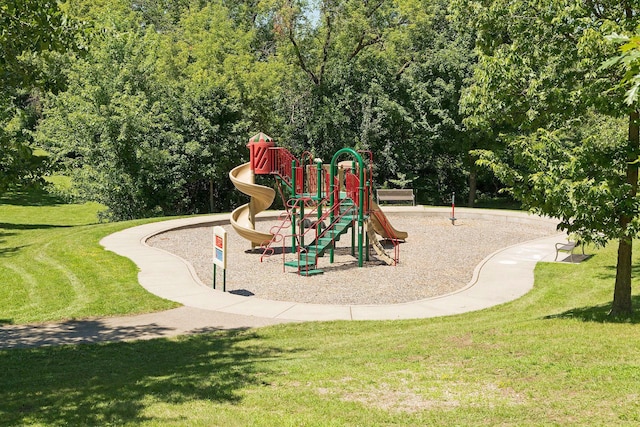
554,237,584,262
376,189,415,206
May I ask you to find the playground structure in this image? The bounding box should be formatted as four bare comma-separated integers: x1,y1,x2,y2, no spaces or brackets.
229,133,408,276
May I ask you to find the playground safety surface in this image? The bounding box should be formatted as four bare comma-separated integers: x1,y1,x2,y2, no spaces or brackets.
1,207,565,349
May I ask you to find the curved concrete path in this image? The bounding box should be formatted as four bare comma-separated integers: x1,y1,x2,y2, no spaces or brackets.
101,207,562,321
0,207,564,349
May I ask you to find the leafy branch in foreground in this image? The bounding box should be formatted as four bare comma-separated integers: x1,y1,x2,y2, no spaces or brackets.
601,34,640,106
464,1,639,316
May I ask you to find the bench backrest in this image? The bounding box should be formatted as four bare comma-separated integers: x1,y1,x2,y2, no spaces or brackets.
376,189,415,204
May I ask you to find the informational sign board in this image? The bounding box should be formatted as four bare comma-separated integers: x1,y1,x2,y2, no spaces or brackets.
213,226,227,269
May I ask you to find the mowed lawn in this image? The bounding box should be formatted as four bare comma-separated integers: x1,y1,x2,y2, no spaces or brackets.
0,187,177,324
1,187,640,425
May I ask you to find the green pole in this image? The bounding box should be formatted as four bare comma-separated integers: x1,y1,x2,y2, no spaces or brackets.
357,176,364,267
329,156,338,264
316,161,323,238
300,197,305,248
350,160,355,257
351,216,355,257
365,223,370,261
213,264,216,289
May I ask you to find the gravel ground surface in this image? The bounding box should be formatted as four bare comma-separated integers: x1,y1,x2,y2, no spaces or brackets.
146,213,560,305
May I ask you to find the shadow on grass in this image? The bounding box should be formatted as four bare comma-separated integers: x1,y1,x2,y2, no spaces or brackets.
0,224,64,257
0,245,30,258
0,231,26,257
597,264,640,281
544,295,640,323
0,185,66,207
0,328,293,425
0,222,71,230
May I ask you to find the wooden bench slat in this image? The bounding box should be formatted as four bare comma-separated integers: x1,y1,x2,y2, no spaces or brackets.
376,189,415,205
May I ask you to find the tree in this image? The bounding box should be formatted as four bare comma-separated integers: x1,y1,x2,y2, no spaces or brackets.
261,0,480,204
37,0,281,219
460,0,639,316
394,0,479,204
37,22,185,219
0,0,78,191
268,0,415,159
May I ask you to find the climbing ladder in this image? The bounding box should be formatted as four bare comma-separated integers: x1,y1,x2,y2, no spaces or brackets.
283,198,356,276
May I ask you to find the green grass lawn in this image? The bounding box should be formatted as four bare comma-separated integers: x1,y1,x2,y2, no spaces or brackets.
0,186,178,324
1,186,640,425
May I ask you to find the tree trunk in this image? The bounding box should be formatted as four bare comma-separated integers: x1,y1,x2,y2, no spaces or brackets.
468,166,477,208
209,178,214,213
611,110,640,317
612,236,633,316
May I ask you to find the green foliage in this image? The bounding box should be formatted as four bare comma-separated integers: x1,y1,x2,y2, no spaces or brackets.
37,23,181,219
0,0,80,191
462,0,640,228
602,34,640,106
458,0,630,132
462,0,640,313
475,115,630,244
22,0,502,214
267,0,479,204
36,1,269,219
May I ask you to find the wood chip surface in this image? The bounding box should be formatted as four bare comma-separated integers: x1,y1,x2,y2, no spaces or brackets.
146,214,560,305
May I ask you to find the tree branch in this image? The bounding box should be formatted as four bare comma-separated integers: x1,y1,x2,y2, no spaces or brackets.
365,0,385,18
348,0,386,61
349,35,382,61
318,11,332,86
395,58,413,80
288,25,319,85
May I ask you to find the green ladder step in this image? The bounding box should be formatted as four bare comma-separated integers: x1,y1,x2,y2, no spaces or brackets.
317,237,335,246
305,245,331,258
298,269,324,276
284,258,316,268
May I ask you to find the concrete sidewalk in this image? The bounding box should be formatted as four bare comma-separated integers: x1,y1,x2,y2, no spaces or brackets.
0,207,564,349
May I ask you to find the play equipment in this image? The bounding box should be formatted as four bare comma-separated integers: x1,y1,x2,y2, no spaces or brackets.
229,132,408,275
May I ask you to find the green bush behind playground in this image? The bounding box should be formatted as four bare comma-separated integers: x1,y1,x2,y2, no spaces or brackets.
2,186,640,425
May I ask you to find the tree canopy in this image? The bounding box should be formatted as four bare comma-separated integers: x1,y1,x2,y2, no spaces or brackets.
459,0,640,315
0,0,79,190
30,0,485,218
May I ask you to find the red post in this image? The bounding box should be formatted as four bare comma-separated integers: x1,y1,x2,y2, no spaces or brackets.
450,192,456,225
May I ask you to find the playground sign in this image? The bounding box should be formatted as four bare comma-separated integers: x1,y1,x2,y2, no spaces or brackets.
213,226,227,291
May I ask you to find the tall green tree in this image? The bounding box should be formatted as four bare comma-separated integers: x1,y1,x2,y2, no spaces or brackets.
37,0,285,219
395,0,479,204
0,0,77,190
460,0,639,315
37,20,183,219
262,0,479,204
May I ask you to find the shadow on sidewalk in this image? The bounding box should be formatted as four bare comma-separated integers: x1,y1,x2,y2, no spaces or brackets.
0,319,224,349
